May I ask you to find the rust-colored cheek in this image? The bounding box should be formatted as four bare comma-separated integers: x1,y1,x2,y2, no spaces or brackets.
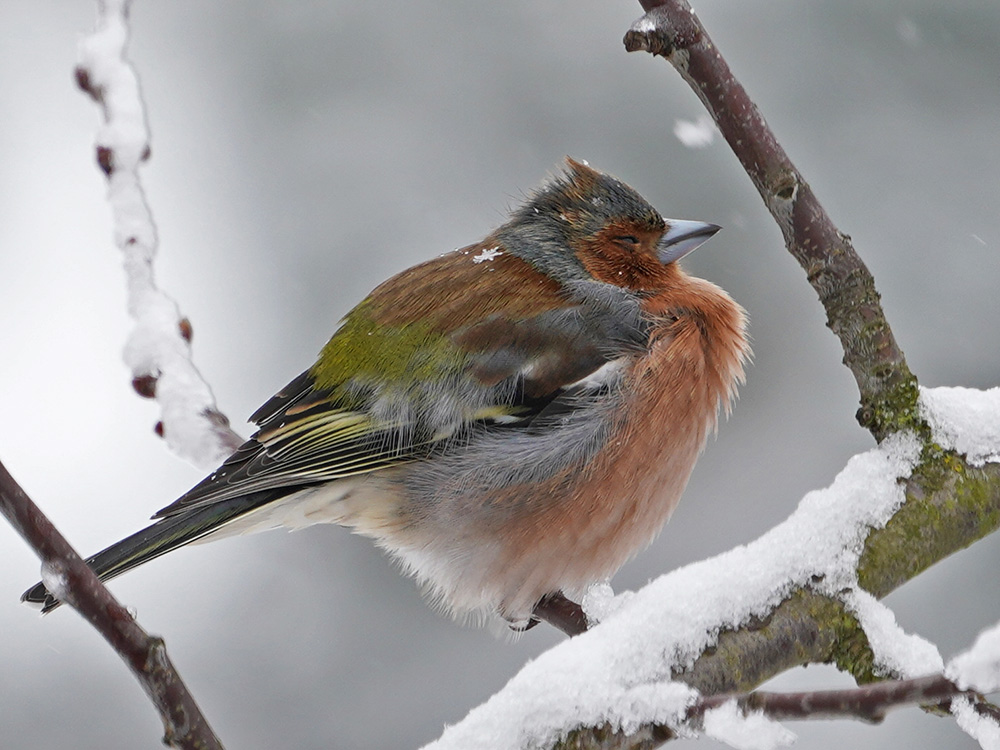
574,224,671,291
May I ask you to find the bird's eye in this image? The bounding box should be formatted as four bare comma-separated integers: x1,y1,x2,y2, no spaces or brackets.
615,235,640,248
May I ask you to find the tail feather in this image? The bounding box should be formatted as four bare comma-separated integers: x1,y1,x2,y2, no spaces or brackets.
21,490,286,613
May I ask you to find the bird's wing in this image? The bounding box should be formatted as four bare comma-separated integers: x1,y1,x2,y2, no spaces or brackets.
154,246,647,519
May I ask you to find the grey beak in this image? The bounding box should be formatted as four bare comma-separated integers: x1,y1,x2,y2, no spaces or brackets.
657,220,721,264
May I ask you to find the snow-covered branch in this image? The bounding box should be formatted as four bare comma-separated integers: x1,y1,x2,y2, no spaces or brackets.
76,0,241,468
424,389,1000,749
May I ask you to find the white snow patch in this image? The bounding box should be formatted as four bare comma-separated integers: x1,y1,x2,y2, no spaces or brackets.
40,560,69,604
581,582,621,624
631,15,657,34
948,621,1000,693
673,114,716,149
920,386,1000,467
952,697,1000,750
703,701,795,750
609,682,695,736
842,588,943,677
472,247,504,264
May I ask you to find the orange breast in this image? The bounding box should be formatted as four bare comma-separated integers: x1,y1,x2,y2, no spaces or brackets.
483,274,748,619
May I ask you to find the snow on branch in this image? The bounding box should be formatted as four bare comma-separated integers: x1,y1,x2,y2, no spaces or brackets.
76,0,242,468
424,388,1000,749
921,388,1000,468
948,620,1000,695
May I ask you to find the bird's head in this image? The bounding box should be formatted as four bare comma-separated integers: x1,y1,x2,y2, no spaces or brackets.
500,158,719,292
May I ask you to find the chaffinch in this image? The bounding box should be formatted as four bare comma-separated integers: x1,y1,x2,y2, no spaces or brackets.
24,159,748,629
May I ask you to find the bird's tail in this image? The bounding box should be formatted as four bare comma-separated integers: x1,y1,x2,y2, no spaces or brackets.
21,491,282,614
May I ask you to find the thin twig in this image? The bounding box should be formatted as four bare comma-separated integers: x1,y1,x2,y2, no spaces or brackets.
691,673,976,725
0,459,224,750
624,0,920,443
557,674,989,749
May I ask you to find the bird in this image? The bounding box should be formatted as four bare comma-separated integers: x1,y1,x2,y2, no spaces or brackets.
23,158,748,630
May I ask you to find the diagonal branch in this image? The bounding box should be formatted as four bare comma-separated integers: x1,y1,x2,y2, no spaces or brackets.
624,0,920,443
0,459,224,750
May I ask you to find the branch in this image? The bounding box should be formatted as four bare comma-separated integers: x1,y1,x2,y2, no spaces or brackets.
77,0,242,467
623,0,920,443
558,674,988,749
0,459,224,750
532,592,590,636
667,459,1000,699
691,673,969,724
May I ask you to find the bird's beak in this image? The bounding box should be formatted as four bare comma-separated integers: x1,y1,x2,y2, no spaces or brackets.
657,220,721,264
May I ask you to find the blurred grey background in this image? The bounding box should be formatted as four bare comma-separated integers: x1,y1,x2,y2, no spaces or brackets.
1,1,998,748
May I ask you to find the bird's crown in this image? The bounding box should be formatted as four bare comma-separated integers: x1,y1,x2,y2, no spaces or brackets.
518,158,666,240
